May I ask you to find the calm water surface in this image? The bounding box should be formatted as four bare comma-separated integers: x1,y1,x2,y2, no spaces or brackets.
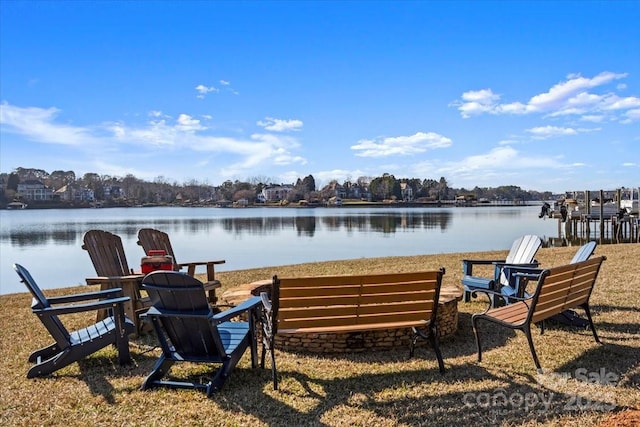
0,206,560,294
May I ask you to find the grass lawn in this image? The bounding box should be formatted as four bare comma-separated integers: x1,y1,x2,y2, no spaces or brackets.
1,244,639,426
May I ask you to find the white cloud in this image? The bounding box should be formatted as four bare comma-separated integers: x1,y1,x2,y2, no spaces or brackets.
176,114,206,132
257,117,303,132
452,71,639,122
621,108,640,124
0,102,99,146
195,84,219,98
351,131,452,157
526,126,578,138
525,125,602,139
0,101,307,179
527,72,627,112
219,80,230,86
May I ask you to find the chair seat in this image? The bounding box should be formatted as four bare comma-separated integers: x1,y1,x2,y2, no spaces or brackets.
70,316,136,346
461,275,493,290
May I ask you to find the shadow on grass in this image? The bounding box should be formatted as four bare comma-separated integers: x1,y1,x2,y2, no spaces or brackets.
225,360,622,426
555,342,640,388
65,342,160,403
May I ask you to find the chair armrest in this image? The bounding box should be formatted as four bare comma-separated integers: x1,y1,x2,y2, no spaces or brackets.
33,296,131,317
177,260,226,269
85,274,145,285
46,288,124,304
213,296,262,323
143,306,211,319
462,259,505,275
178,260,226,282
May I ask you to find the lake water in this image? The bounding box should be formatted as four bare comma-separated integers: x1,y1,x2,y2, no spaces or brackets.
0,205,561,295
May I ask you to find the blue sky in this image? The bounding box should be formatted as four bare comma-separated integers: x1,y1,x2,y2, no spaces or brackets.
1,1,638,193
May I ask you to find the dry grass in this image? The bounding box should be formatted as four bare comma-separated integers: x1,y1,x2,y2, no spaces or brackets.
1,244,639,426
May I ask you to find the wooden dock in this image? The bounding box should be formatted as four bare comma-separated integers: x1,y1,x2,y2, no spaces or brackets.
555,189,640,244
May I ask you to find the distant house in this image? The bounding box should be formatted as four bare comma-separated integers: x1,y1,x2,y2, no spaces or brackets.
104,185,123,199
55,184,94,202
400,183,414,202
261,185,293,202
17,180,54,201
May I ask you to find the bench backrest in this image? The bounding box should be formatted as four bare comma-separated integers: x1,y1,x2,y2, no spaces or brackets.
272,269,445,333
529,256,606,324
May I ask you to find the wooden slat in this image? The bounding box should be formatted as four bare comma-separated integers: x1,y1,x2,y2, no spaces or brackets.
279,305,358,320
358,300,434,315
279,294,361,308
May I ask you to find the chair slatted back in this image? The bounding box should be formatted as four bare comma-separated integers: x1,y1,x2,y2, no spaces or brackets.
506,235,542,264
570,241,597,264
82,230,133,276
14,263,70,345
530,256,605,324
143,272,225,358
137,228,179,269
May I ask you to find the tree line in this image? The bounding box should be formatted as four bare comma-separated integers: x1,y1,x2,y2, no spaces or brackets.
0,167,554,207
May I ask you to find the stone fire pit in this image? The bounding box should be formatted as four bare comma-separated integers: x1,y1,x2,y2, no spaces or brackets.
222,279,462,354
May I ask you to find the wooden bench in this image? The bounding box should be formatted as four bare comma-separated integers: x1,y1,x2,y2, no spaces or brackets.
260,270,446,388
471,256,606,373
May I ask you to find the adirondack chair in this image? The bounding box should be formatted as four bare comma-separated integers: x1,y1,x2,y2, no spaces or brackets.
500,241,597,304
140,271,263,396
14,263,134,378
462,235,542,308
82,229,150,333
137,228,225,305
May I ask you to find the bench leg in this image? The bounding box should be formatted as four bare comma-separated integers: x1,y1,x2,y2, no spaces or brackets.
410,326,445,373
582,304,601,344
471,314,483,363
523,324,542,373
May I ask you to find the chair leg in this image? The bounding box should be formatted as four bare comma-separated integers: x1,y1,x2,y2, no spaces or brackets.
28,343,60,363
141,355,174,390
27,349,72,378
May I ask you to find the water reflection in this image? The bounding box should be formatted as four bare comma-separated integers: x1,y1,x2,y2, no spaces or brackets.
1,211,453,245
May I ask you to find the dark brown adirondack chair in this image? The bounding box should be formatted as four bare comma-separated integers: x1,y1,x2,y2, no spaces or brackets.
137,228,225,304
140,271,263,396
14,263,134,378
82,229,150,333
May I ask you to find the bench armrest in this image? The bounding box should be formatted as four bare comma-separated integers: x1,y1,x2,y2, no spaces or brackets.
473,288,531,313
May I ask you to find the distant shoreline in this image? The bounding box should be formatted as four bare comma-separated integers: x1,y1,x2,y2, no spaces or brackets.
3,199,543,210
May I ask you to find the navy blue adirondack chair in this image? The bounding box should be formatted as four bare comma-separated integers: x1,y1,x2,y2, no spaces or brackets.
140,271,263,396
14,263,134,378
462,235,542,307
